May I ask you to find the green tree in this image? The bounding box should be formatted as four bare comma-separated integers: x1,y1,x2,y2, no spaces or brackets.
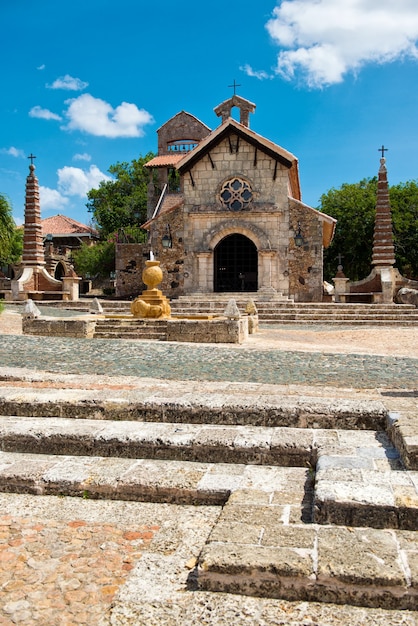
320,178,418,281
86,153,155,238
0,194,23,266
73,240,115,280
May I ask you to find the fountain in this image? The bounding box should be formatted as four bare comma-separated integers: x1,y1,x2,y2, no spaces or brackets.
130,259,171,319
21,257,254,343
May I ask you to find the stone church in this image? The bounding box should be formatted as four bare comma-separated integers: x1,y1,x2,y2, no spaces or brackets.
117,95,336,302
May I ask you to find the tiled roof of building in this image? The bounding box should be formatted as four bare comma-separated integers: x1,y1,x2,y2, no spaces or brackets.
41,214,99,237
144,154,186,168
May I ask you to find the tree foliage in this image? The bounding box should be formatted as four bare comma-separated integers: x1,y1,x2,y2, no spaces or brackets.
86,153,155,238
320,178,418,281
0,194,23,266
73,241,115,280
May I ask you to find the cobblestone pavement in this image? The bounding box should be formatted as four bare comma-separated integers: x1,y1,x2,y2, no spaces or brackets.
0,333,417,389
0,315,417,624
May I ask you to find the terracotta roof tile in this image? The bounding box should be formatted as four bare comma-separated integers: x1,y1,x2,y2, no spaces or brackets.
144,154,186,168
41,214,99,237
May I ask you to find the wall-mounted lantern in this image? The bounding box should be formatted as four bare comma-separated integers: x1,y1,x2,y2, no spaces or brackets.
161,224,172,249
294,222,304,247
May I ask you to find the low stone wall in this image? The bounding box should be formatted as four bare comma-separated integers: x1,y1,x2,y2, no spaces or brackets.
23,317,96,339
166,317,248,344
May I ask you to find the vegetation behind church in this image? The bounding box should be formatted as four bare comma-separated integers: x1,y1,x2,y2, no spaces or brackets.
73,155,153,280
320,178,418,281
86,154,154,238
0,194,23,267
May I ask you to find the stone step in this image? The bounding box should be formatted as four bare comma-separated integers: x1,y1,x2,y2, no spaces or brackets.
0,416,320,467
197,496,418,610
2,415,416,529
260,319,418,326
93,319,168,340
0,385,387,430
93,330,166,340
0,450,305,507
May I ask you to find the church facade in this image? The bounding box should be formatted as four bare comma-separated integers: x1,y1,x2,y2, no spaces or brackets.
118,96,336,302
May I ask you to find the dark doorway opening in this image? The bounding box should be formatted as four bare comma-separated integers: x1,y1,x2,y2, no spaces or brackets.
54,262,65,280
214,234,258,292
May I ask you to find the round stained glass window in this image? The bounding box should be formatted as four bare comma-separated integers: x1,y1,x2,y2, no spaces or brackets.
220,178,252,211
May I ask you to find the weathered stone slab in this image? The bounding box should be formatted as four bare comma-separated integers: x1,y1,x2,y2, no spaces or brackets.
197,524,418,609
23,317,96,338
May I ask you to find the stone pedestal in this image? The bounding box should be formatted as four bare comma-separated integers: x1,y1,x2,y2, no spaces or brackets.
131,260,171,318
62,276,81,301
333,276,350,303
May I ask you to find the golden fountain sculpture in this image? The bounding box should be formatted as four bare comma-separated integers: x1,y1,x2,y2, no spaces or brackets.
130,259,171,319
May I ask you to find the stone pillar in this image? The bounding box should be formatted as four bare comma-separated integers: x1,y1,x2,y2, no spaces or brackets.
333,276,350,302
258,250,276,290
196,252,212,292
62,276,81,301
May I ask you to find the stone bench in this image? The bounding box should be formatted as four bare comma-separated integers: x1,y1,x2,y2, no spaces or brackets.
25,290,70,301
338,292,383,304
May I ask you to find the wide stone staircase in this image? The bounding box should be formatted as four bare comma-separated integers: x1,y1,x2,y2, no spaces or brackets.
0,377,417,611
169,294,418,325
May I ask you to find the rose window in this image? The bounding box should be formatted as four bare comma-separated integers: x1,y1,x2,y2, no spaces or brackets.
220,178,252,211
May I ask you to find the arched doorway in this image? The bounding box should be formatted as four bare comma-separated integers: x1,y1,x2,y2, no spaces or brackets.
54,262,65,281
214,234,258,292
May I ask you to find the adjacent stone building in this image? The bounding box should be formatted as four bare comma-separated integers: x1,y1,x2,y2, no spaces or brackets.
119,96,336,302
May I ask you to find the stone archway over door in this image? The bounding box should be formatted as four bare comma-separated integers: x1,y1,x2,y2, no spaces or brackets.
214,234,258,292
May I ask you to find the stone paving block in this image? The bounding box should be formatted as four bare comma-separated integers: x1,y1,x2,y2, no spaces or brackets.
199,542,314,581
317,527,405,587
261,524,316,549
0,452,59,494
317,454,375,471
227,489,272,505
196,463,246,495
208,520,264,544
218,504,286,527
233,426,272,449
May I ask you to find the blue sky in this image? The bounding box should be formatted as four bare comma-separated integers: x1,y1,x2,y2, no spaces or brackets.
2,0,418,227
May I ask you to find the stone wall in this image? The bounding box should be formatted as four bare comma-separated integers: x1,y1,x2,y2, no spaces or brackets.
158,112,210,154
166,317,248,344
288,199,324,301
23,317,96,338
115,244,147,299
147,205,186,299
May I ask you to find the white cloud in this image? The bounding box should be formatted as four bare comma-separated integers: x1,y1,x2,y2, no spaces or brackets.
29,106,62,121
240,64,272,80
39,186,69,210
47,74,89,91
73,152,92,162
64,93,154,138
37,64,45,71
57,165,112,198
266,0,418,87
1,147,25,158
